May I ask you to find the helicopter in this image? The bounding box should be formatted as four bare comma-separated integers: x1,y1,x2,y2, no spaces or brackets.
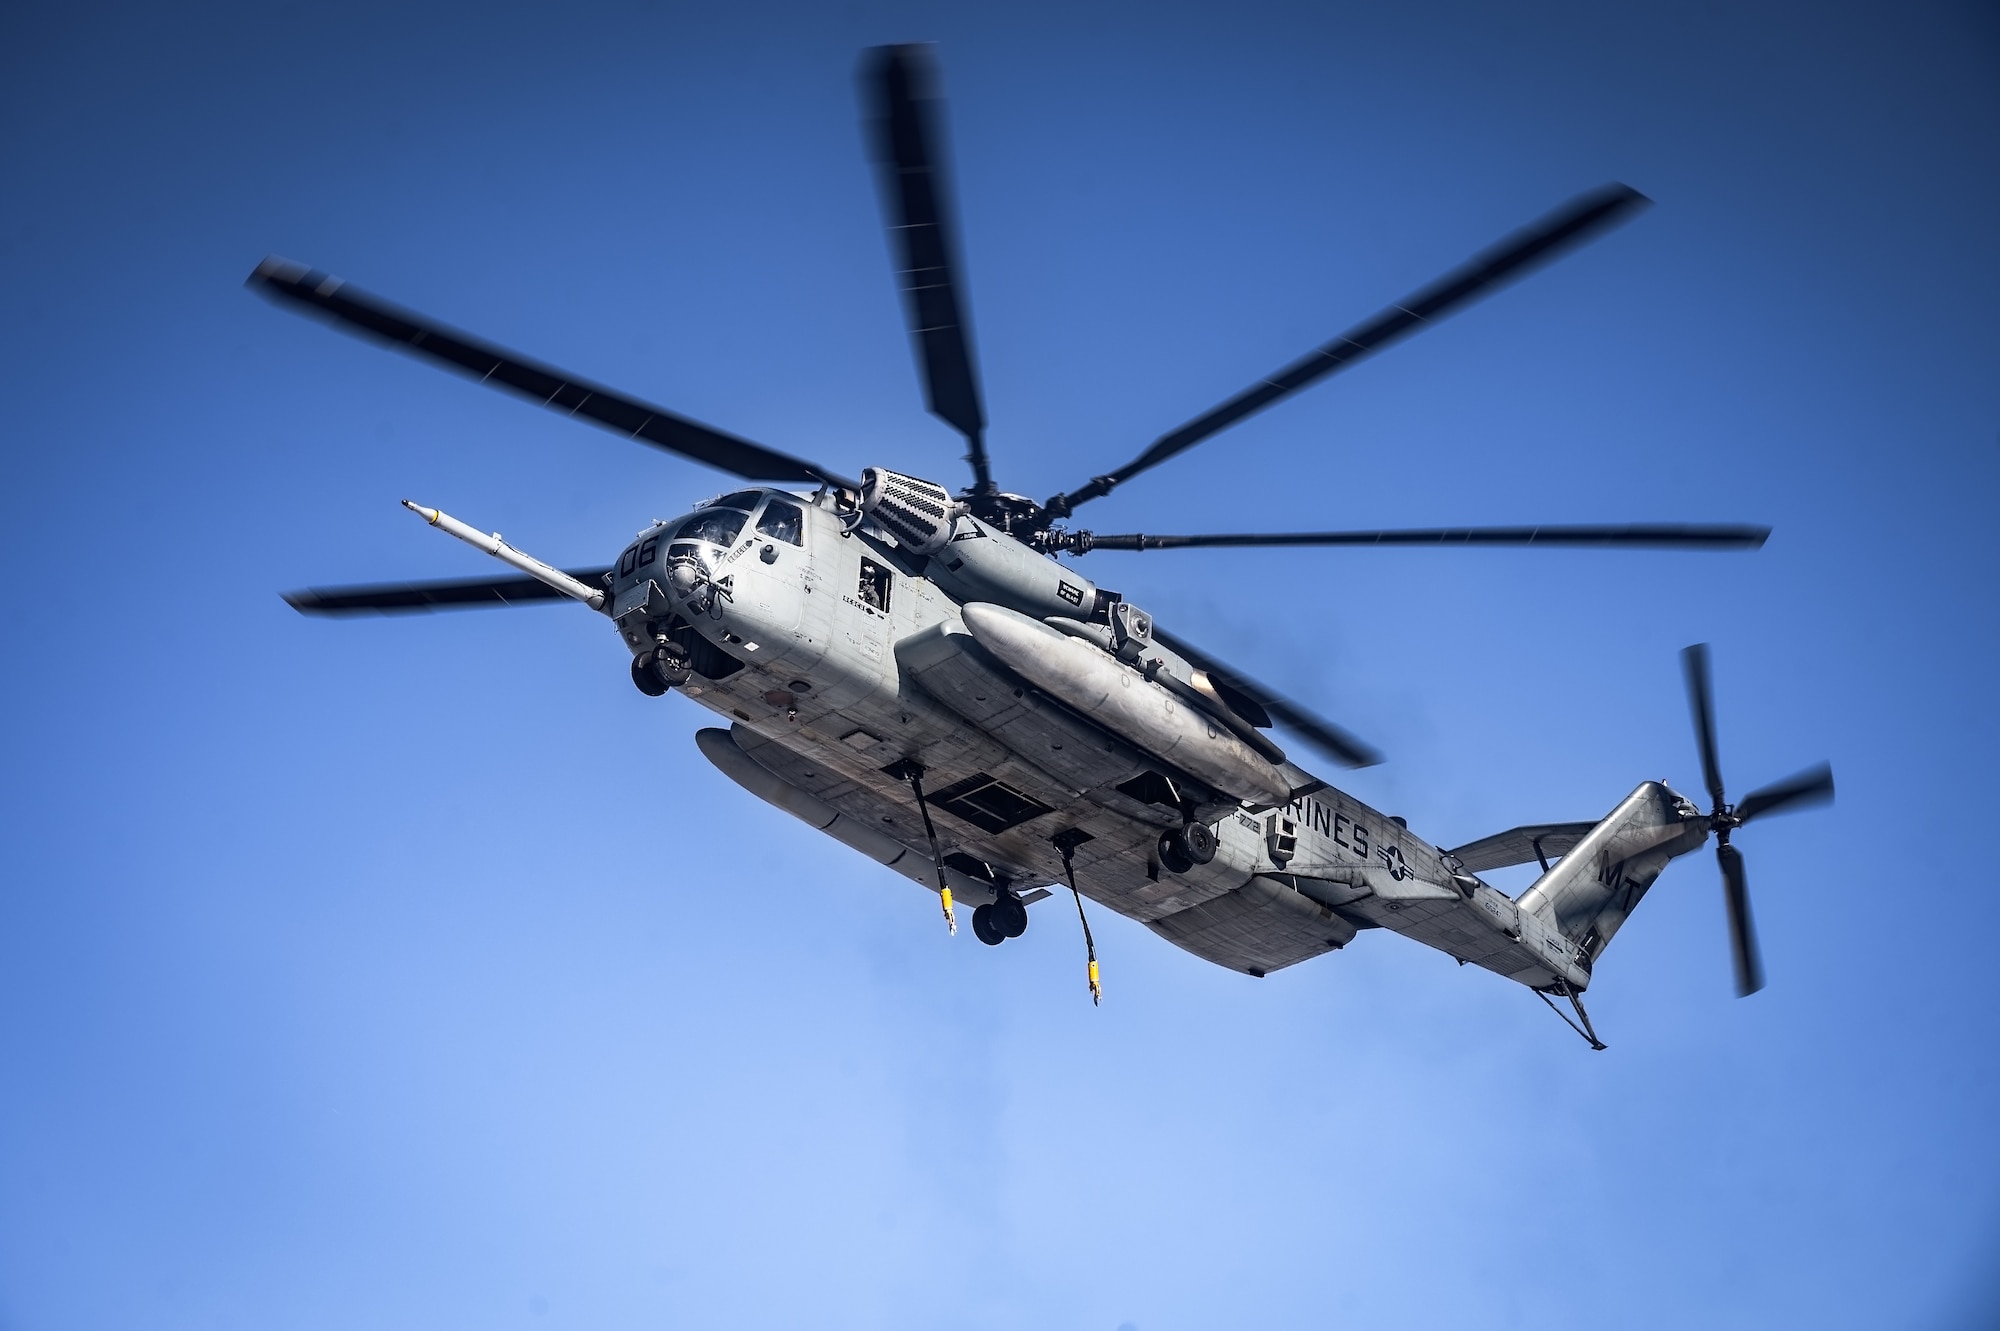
258,44,1832,1046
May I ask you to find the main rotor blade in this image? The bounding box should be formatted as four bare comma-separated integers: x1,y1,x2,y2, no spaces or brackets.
1736,763,1835,824
1043,183,1651,518
1717,842,1765,997
863,44,991,494
1078,524,1769,552
285,569,612,615
1681,642,1728,811
1150,625,1383,769
247,259,857,490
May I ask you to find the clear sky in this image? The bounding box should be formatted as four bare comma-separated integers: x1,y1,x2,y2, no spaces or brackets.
2,1,1996,1327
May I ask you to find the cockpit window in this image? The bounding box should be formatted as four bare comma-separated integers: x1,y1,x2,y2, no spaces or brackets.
674,509,746,547
707,490,764,511
756,499,804,546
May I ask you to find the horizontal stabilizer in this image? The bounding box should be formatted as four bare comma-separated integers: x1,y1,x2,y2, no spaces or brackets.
1449,821,1596,874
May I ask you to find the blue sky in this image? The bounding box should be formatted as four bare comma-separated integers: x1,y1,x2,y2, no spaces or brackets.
2,1,1996,1327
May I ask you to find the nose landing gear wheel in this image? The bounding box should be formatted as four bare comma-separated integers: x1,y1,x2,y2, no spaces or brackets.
631,643,691,696
630,654,669,696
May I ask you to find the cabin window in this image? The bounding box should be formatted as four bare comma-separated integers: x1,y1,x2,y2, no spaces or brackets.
756,499,804,546
857,558,892,612
674,509,746,547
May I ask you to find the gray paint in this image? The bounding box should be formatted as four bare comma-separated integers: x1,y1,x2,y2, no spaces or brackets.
464,481,1716,986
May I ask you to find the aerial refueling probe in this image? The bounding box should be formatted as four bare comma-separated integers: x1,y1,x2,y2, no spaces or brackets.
402,500,606,612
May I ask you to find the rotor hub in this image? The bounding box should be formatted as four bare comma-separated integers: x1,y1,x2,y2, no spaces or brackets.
962,489,1045,536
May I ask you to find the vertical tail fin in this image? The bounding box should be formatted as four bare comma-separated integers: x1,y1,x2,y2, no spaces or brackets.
1516,781,1708,969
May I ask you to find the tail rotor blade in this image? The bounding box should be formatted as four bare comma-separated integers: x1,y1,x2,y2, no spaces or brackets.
1680,643,1727,811
1736,763,1836,824
1717,843,1764,997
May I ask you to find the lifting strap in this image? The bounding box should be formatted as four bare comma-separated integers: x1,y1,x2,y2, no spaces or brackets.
1053,829,1101,1005
888,759,956,935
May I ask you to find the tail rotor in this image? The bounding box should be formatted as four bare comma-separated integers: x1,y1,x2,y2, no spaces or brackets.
1679,644,1837,996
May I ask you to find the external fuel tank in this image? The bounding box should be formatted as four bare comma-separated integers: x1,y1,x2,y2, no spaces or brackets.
957,602,1295,808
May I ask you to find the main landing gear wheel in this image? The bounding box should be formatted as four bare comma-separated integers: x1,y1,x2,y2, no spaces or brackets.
971,894,1029,946
1159,822,1218,874
992,892,1028,938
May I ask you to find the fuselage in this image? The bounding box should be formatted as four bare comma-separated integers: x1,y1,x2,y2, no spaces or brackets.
606,484,1682,988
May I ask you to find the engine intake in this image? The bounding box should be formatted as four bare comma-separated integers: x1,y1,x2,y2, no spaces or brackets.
857,468,960,555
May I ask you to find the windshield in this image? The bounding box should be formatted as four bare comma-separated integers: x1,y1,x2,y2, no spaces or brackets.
674,509,746,547
706,490,765,511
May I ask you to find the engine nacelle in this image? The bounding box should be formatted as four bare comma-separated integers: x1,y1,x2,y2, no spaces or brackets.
928,517,1101,622
856,468,959,555
855,468,1101,622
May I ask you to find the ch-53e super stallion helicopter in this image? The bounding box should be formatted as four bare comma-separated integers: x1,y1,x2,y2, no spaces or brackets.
258,44,1833,1047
